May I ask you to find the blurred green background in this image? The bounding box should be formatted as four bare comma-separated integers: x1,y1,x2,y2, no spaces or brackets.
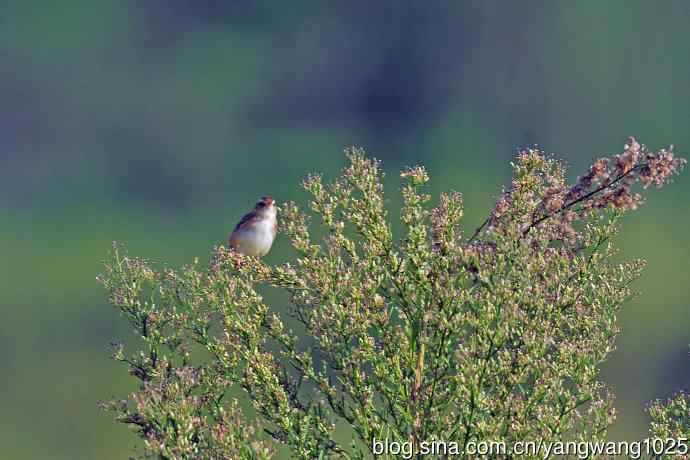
1,1,688,458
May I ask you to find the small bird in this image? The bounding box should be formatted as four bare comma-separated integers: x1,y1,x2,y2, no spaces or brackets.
228,196,278,257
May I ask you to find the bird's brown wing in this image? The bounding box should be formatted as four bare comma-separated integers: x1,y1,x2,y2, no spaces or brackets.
233,211,259,231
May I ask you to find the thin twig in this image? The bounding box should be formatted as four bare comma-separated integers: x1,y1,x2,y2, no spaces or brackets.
522,164,643,236
467,163,645,243
467,216,491,243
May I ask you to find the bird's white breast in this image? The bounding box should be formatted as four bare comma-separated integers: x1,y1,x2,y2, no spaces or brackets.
233,218,275,256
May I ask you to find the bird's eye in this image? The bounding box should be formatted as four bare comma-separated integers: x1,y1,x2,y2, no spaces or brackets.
257,202,265,208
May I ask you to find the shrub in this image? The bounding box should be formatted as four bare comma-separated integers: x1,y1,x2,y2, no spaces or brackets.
648,391,690,459
99,138,686,459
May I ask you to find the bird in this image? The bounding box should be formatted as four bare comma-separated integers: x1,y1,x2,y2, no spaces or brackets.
228,196,278,258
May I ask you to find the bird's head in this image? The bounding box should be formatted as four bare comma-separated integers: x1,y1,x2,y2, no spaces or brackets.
254,196,277,218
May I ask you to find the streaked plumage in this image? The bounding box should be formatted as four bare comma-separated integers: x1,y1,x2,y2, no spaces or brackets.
228,196,277,257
